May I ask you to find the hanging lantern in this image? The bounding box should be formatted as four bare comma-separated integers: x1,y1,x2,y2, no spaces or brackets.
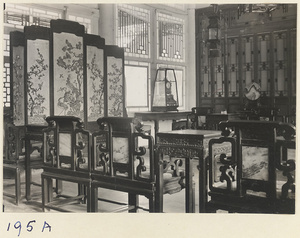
152,68,179,112
207,15,221,57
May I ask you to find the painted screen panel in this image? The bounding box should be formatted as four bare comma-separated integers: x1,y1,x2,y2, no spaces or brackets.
107,56,124,117
87,46,105,121
27,39,50,125
53,32,84,119
242,146,268,181
12,46,25,126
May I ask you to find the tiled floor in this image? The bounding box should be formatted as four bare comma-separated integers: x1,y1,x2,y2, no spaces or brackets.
3,159,200,213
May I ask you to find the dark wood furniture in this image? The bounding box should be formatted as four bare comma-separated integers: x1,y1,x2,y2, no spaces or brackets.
186,107,214,129
91,117,156,212
200,120,296,213
24,125,45,201
8,20,127,205
195,5,296,119
155,129,222,213
3,115,25,205
134,111,191,141
206,113,241,130
41,116,92,212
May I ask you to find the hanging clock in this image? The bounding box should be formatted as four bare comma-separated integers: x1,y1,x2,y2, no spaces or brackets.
152,68,179,112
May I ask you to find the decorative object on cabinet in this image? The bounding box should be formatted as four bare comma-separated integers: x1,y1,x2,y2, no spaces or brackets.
91,117,156,212
200,120,296,213
152,68,179,112
41,116,92,212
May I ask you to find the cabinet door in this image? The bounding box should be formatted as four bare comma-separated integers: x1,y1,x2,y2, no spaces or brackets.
105,45,126,117
51,19,85,119
25,26,50,125
10,31,25,126
85,34,105,122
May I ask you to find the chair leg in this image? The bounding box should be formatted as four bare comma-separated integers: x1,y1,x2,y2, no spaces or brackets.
148,193,155,213
42,176,53,212
15,167,21,205
86,183,92,213
128,193,138,212
90,186,98,212
55,180,62,194
155,152,164,212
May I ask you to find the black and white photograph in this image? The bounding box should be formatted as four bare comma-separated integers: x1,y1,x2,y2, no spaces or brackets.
1,1,299,237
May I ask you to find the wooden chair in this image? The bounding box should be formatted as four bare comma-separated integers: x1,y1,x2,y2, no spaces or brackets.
186,107,213,130
3,113,26,205
41,116,92,212
200,120,296,213
91,117,156,212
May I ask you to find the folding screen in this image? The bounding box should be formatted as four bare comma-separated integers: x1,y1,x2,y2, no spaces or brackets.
51,19,85,119
85,34,105,122
105,45,126,117
24,26,50,125
10,31,25,126
10,19,126,128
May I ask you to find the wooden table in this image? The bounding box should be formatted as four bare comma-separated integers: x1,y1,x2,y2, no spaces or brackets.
155,129,222,213
135,111,191,141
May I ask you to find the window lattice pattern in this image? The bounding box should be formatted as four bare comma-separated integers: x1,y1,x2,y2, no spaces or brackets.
3,62,11,107
117,4,150,58
3,4,62,107
157,12,184,62
4,4,61,28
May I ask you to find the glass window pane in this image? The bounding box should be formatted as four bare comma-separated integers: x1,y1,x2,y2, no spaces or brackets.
125,65,148,107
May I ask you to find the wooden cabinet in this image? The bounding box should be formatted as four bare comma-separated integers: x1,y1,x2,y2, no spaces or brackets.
195,4,296,119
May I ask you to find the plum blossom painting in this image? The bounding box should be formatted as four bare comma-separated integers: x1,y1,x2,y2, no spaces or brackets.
107,56,124,117
53,32,84,119
87,46,105,121
26,39,50,125
12,46,25,126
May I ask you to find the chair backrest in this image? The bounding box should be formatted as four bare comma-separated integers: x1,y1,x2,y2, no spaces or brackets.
92,117,155,182
209,120,296,201
186,107,213,129
43,116,91,171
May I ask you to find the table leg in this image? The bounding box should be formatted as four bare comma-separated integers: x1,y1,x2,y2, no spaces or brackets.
25,137,31,201
199,155,207,213
185,158,195,213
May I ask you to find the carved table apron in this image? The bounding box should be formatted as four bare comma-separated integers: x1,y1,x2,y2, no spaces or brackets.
156,129,221,213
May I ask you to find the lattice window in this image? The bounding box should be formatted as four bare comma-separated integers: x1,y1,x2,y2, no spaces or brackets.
157,12,184,62
116,4,150,58
3,62,11,107
3,4,62,107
